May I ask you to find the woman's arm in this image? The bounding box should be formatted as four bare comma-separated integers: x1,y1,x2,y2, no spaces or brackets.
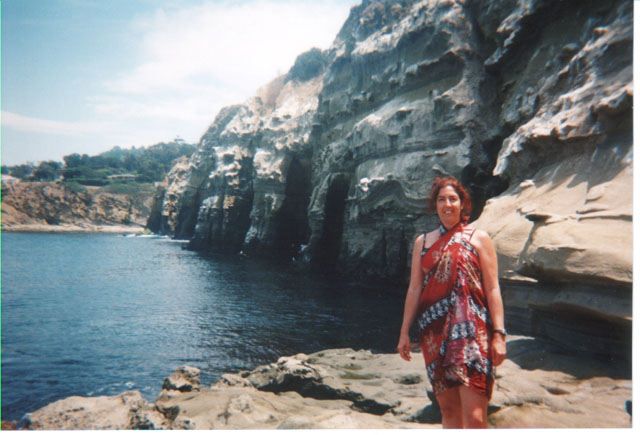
473,230,507,367
397,233,428,361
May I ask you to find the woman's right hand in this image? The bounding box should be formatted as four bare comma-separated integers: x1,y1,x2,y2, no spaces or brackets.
397,333,412,361
397,234,427,363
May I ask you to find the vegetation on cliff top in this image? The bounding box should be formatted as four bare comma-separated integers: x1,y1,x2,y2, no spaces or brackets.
2,140,195,186
286,48,328,82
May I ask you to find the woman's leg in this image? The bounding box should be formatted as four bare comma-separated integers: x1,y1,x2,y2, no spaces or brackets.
436,386,489,428
459,386,489,428
436,387,463,428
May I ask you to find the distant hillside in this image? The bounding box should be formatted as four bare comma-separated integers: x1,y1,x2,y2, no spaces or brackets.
2,140,196,186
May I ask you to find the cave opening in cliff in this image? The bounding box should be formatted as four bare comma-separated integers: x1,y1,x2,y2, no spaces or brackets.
312,175,349,274
274,157,312,260
462,136,509,221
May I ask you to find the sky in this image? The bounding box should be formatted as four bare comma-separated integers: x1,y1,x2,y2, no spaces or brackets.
0,0,357,166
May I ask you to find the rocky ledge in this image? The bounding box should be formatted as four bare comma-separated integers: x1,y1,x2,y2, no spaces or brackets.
22,337,631,430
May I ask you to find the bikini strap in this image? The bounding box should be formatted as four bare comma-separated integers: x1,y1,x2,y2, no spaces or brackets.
465,227,477,241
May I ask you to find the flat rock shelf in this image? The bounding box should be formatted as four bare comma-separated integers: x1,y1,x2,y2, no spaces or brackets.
21,336,632,430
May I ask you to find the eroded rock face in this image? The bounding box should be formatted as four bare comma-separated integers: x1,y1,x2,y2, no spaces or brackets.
1,180,153,232
149,0,632,354
470,0,632,354
475,0,632,283
307,0,506,280
152,72,322,257
152,0,631,278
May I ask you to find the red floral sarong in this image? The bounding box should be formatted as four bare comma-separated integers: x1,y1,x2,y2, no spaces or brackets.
417,222,494,398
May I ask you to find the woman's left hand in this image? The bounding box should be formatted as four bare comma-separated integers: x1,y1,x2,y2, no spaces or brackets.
491,334,506,366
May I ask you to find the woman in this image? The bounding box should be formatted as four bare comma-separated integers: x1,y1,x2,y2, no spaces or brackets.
397,176,506,428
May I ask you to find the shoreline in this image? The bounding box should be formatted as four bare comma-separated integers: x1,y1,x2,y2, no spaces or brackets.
12,338,633,430
1,223,148,234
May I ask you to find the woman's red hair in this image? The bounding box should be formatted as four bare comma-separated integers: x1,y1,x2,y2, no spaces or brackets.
428,176,472,223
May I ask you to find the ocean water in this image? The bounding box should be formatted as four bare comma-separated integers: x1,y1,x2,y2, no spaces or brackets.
1,232,405,423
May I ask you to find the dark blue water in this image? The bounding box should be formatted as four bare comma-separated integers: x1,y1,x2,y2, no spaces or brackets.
1,232,405,423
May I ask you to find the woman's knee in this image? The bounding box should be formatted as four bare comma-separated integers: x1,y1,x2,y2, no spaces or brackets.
436,389,461,418
464,407,488,428
459,387,489,428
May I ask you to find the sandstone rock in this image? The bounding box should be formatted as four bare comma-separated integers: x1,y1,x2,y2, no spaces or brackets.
152,73,321,256
489,337,632,428
150,0,631,278
148,0,631,357
162,365,201,392
216,373,253,388
24,390,167,430
26,340,631,429
471,147,632,349
1,421,17,430
155,386,422,430
245,349,429,417
470,0,632,356
1,180,153,233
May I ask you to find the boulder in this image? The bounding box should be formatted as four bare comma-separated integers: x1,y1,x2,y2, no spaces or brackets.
245,349,428,417
162,365,201,392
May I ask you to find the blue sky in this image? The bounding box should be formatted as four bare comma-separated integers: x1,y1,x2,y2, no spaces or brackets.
1,0,356,166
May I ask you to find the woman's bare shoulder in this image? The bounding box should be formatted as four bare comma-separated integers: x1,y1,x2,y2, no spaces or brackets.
413,229,439,249
424,229,440,248
468,227,493,249
426,228,440,237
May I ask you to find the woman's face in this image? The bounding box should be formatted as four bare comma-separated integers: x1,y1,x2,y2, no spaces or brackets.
436,185,462,229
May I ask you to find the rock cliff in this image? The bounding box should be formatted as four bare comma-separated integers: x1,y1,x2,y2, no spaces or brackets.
148,0,632,356
2,178,154,233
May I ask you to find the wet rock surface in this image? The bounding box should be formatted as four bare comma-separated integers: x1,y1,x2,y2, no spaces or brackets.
23,338,631,429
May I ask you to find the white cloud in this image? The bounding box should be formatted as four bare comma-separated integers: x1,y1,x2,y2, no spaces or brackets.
1,111,111,136
2,0,356,165
115,0,352,93
97,0,355,134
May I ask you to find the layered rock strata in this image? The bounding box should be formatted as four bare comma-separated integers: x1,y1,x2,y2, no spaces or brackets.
148,0,632,356
470,0,632,357
24,339,632,429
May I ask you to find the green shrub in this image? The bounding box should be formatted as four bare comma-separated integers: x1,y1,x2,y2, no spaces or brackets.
62,181,88,194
